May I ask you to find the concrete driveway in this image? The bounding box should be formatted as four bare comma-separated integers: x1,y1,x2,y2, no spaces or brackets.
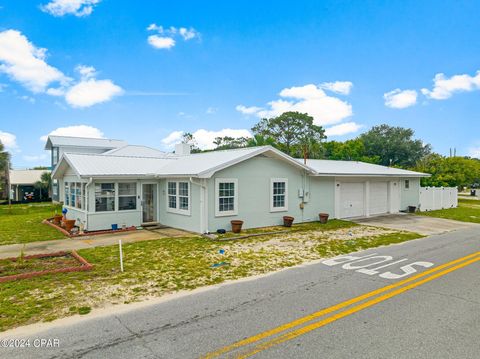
353,213,479,235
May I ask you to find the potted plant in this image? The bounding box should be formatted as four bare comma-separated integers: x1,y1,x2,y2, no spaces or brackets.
230,220,244,233
63,219,76,232
53,214,63,226
283,216,294,227
319,213,329,224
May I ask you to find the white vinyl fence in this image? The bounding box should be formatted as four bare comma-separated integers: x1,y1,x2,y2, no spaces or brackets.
419,187,458,211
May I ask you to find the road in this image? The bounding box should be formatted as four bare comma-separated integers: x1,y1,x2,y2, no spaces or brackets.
1,227,479,359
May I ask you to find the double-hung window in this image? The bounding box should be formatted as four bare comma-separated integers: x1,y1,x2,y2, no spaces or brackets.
64,182,70,206
270,178,288,212
404,180,410,190
95,183,115,212
119,183,137,210
166,181,190,215
215,179,238,216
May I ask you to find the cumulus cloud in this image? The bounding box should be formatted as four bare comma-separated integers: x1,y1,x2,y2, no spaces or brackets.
40,125,104,141
0,130,18,150
22,154,47,162
421,71,480,100
146,24,199,50
320,81,353,95
325,122,363,137
162,129,251,150
236,84,353,126
0,29,67,92
469,146,480,158
384,89,417,109
65,77,123,108
40,0,101,17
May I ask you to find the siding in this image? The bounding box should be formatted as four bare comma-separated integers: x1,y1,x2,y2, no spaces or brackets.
400,177,420,210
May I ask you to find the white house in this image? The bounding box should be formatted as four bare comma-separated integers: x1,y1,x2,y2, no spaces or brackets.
49,135,439,233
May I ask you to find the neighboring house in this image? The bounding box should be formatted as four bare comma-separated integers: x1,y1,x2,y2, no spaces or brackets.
44,136,127,202
9,169,50,202
49,136,432,233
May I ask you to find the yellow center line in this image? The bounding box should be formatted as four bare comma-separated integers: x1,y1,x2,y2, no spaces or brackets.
202,251,480,359
237,255,480,358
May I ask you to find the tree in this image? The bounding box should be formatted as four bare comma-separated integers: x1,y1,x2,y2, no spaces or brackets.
246,134,277,148
213,136,249,150
0,140,10,201
181,132,201,153
359,124,431,167
251,112,326,160
34,171,52,199
323,139,380,163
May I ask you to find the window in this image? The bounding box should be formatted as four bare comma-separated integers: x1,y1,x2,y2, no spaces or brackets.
52,147,59,167
215,179,238,216
405,180,410,189
95,183,115,212
64,182,70,206
118,183,137,210
167,181,190,215
64,182,85,209
53,179,58,196
271,178,288,212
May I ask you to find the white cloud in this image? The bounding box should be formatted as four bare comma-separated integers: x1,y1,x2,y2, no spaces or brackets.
162,129,251,150
40,125,104,141
40,0,101,17
64,66,123,107
19,95,36,103
237,84,353,126
0,29,67,93
236,105,263,115
421,71,480,100
469,146,480,158
0,83,7,92
325,122,362,137
146,24,199,49
147,35,175,49
0,130,18,150
206,107,217,114
320,81,353,95
22,154,47,162
384,89,418,109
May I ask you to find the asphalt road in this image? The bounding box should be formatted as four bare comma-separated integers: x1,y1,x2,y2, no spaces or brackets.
1,227,479,359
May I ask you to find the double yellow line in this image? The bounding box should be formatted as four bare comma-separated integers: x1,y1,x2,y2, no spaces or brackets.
202,251,480,359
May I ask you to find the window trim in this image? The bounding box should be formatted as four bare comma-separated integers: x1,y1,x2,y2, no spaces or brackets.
118,182,137,211
94,182,116,213
63,181,86,211
270,178,288,212
404,179,410,190
215,178,238,217
166,180,191,216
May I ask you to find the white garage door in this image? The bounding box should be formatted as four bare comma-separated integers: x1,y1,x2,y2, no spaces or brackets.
340,182,365,218
369,182,389,215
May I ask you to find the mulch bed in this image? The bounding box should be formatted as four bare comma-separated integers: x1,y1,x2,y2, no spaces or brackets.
43,218,137,238
0,251,93,283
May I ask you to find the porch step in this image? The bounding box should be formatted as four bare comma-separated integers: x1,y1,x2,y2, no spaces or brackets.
143,223,170,230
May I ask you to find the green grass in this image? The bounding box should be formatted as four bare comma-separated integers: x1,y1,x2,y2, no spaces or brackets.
0,202,65,245
0,220,422,332
416,198,480,223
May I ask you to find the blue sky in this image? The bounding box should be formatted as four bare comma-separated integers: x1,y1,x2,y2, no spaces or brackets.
0,0,479,168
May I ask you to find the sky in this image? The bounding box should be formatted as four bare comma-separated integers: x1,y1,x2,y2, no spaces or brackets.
0,0,479,168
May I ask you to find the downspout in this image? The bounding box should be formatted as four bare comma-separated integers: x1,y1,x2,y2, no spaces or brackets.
190,177,208,234
84,177,93,231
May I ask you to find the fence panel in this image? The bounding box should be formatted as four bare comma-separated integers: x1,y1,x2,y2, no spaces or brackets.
419,187,457,211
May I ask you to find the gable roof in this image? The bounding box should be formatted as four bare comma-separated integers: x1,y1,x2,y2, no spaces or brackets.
52,146,315,179
300,159,430,177
102,145,171,158
9,169,50,185
44,136,127,150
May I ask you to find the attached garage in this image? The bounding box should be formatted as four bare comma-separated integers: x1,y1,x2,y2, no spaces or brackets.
339,182,365,218
368,181,389,215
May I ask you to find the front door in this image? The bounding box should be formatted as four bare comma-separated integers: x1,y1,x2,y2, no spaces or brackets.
142,184,157,223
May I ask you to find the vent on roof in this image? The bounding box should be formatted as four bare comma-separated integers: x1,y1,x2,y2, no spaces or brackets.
175,143,191,155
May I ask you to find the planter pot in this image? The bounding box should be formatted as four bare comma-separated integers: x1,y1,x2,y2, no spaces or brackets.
53,214,63,226
408,206,417,213
319,213,329,224
230,220,244,233
63,219,76,232
283,216,294,227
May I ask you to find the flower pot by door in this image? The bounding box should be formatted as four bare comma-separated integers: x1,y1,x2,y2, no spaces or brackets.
231,220,244,233
283,216,294,227
53,214,62,226
63,219,76,232
319,213,329,224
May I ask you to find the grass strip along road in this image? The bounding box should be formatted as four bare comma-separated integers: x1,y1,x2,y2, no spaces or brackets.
203,250,480,359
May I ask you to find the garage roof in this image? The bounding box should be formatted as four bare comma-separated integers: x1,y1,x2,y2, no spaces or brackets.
9,169,50,185
300,159,430,177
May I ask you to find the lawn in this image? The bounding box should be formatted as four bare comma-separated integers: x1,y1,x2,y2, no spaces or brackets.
416,198,480,223
0,202,66,245
0,220,422,332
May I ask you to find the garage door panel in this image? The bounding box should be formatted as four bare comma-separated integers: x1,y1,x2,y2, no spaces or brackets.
340,182,365,218
369,182,389,215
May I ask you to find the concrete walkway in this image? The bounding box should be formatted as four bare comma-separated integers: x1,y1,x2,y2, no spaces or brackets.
353,213,479,235
0,228,195,259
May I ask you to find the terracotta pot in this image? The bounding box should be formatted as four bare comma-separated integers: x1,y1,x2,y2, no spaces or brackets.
53,214,63,226
230,220,244,233
63,219,76,232
283,216,294,227
319,213,329,224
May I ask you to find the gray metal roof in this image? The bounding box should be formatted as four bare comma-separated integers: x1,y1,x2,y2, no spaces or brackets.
44,136,127,150
9,169,50,185
102,145,171,158
299,159,430,177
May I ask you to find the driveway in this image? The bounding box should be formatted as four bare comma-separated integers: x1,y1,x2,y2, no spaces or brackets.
353,213,479,235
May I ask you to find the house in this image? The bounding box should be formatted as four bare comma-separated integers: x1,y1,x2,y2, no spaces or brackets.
49,135,433,233
9,169,50,202
44,136,127,202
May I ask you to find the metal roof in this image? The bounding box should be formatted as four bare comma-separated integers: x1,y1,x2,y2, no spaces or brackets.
102,145,172,158
9,169,50,185
44,136,127,150
299,159,430,177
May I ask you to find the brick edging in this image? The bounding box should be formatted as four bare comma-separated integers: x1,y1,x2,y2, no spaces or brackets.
43,218,137,237
0,250,93,283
